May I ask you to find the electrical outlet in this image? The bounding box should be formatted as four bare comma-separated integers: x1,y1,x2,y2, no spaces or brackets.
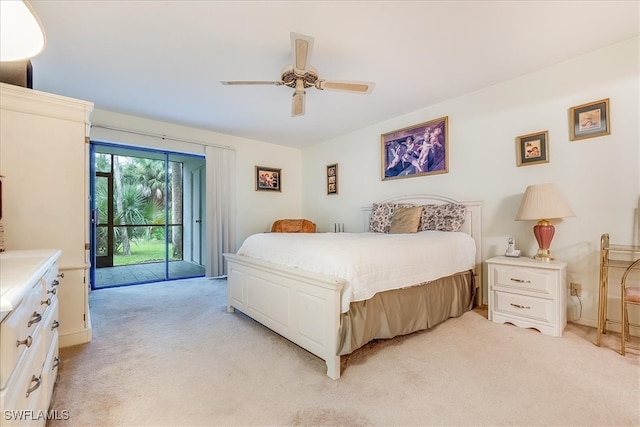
570,282,582,297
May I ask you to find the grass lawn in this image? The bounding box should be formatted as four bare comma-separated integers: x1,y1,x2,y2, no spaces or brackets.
114,239,177,266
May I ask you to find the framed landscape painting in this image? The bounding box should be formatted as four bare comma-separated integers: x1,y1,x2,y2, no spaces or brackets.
569,98,610,141
381,116,449,180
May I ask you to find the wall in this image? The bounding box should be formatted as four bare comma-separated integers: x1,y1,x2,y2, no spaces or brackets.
89,109,303,248
301,37,640,328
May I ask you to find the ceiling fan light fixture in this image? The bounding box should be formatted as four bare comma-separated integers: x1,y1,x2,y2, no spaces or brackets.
0,0,46,62
221,32,374,117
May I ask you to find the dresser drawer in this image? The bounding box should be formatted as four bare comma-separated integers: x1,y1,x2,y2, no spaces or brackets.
42,264,60,299
0,328,46,426
492,290,555,323
41,298,59,355
0,285,45,390
40,331,59,414
491,264,555,296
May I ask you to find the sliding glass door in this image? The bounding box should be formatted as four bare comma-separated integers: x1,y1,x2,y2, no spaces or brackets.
90,142,206,289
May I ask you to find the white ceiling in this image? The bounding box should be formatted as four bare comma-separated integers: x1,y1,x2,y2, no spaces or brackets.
27,1,639,149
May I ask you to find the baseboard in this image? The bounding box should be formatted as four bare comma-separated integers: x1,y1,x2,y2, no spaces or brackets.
59,326,93,348
569,318,640,337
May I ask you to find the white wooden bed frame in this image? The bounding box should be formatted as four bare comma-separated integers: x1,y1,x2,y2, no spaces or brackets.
223,194,482,379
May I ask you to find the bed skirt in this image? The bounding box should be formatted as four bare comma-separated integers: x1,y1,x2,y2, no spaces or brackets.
338,270,475,355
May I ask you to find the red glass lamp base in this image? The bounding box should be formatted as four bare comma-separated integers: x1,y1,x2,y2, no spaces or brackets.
533,220,555,261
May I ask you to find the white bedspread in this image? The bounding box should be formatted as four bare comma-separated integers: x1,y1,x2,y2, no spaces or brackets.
236,231,476,313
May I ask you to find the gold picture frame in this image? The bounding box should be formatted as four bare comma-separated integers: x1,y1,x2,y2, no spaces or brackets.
569,98,610,141
516,130,549,167
381,116,449,180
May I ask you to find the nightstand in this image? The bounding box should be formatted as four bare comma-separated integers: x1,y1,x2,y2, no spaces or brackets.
487,256,567,337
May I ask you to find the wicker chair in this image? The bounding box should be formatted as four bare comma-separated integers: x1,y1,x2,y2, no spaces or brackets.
271,219,316,233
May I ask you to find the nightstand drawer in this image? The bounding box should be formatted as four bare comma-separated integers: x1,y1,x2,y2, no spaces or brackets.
491,265,554,296
493,290,554,323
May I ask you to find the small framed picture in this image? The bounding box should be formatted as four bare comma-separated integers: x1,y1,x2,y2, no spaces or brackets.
381,116,448,180
255,166,281,192
327,163,338,195
569,98,610,141
516,131,549,167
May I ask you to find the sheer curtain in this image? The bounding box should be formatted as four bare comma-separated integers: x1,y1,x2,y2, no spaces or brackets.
205,145,236,277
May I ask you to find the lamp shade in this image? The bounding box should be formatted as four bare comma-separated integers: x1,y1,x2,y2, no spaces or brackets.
515,183,575,221
0,1,46,62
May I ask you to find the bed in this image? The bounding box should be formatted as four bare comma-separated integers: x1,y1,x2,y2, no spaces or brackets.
223,194,482,379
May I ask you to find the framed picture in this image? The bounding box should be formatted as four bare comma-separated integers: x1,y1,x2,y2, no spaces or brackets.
516,130,549,167
569,98,610,141
381,116,448,180
327,163,338,195
255,166,281,192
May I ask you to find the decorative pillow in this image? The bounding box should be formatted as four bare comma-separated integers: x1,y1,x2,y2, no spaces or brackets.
389,206,423,234
419,203,467,232
368,202,415,233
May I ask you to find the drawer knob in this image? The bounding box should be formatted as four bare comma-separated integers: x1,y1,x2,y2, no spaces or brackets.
510,278,531,284
57,273,65,278
52,279,60,287
53,357,61,369
510,303,531,310
17,335,33,348
26,375,42,398
48,288,57,295
28,312,42,327
52,320,60,330
41,298,52,306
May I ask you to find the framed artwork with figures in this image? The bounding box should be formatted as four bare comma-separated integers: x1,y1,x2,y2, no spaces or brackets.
381,116,449,181
327,163,338,195
255,166,281,192
516,130,549,167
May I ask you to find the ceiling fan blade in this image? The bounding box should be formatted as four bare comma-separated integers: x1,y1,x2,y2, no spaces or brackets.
220,80,283,86
291,32,314,73
316,80,375,94
291,91,305,117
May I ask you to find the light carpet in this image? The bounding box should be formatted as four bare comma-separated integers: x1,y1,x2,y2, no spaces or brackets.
48,277,640,426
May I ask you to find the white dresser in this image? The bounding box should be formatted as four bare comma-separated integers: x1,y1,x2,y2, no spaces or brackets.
487,255,567,337
0,249,62,426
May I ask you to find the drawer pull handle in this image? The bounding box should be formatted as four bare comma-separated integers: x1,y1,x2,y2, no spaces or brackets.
52,320,60,330
52,279,60,287
53,357,61,369
48,288,57,295
510,278,531,283
510,303,531,310
57,273,65,278
41,298,52,306
28,312,42,327
26,375,42,397
17,335,33,348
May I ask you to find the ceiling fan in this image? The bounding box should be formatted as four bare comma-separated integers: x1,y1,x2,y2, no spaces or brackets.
221,32,375,117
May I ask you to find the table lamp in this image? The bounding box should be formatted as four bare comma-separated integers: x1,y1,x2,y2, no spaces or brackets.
515,183,575,261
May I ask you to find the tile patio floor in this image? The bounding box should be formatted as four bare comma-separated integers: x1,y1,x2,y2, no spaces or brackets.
94,260,205,288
